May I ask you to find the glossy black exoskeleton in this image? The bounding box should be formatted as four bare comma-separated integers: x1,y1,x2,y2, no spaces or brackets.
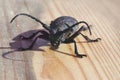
10,13,101,58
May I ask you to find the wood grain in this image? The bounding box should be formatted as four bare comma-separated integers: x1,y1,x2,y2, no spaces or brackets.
0,0,120,80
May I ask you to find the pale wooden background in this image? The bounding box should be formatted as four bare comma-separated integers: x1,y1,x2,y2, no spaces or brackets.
0,0,120,80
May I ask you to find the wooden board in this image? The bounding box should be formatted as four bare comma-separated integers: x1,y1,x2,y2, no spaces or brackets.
0,0,120,80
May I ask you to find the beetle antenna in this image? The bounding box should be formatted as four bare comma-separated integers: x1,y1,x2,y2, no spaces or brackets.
64,21,92,35
10,13,50,31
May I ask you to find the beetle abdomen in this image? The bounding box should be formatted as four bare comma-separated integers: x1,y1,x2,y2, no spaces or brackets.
50,16,78,34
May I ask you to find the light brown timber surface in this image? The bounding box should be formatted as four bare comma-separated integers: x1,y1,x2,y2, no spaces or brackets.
0,0,120,80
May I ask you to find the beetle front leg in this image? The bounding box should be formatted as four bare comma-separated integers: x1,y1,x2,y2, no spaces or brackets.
67,26,101,42
64,39,87,58
80,33,101,42
73,40,87,58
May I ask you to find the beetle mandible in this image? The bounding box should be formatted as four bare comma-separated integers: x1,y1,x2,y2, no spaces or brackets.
10,13,101,58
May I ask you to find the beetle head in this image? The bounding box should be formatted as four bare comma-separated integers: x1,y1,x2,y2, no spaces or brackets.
50,31,63,50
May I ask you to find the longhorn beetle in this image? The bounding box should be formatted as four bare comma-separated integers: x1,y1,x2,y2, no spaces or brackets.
10,13,101,58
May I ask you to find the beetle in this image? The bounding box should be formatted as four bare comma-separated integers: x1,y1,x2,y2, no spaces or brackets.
10,13,101,58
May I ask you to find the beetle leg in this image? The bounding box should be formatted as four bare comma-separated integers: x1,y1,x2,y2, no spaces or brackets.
20,30,49,40
80,33,101,42
66,26,101,42
18,35,49,51
73,40,87,58
64,39,87,58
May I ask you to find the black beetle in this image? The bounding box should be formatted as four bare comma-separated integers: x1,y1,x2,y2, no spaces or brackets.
10,13,101,58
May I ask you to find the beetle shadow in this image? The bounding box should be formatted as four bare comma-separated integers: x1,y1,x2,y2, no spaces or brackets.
1,29,87,60
10,29,87,58
1,29,50,60
54,50,77,57
54,50,87,58
10,29,50,50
